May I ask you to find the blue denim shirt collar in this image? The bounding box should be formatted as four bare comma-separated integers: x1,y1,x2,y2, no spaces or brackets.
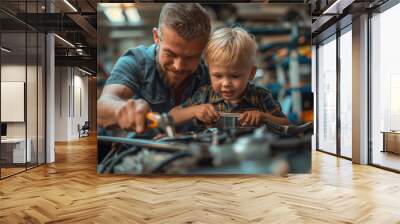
140,44,210,112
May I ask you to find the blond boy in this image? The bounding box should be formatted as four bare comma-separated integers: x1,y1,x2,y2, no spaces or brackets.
169,27,289,127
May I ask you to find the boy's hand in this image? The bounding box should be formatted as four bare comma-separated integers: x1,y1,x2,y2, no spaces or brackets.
239,110,265,127
194,104,219,124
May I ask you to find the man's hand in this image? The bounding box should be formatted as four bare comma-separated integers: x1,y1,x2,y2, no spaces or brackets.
239,110,265,127
194,104,219,124
114,99,150,133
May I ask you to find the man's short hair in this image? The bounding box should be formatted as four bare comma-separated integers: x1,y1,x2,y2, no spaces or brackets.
158,3,211,41
204,27,257,68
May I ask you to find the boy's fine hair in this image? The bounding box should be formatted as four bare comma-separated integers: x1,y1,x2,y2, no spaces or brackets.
204,27,257,68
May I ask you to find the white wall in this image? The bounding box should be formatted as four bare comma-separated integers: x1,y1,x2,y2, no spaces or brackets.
55,67,69,141
54,67,89,141
46,33,55,163
73,73,89,138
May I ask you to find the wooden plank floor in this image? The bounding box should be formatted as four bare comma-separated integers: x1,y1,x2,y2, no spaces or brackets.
1,135,400,224
1,167,26,178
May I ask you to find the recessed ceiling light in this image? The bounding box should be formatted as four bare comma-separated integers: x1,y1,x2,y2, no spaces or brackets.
78,67,93,76
125,8,141,24
54,34,75,48
63,0,78,12
104,7,125,24
322,0,353,15
1,47,11,53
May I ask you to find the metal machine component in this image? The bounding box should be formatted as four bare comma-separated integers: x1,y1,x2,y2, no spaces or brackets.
209,126,272,166
98,122,313,175
218,112,241,129
98,136,188,152
218,112,241,118
113,149,157,174
217,112,313,136
146,112,176,137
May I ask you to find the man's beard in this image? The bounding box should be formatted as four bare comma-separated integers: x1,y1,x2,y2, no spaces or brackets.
155,48,190,89
155,54,174,88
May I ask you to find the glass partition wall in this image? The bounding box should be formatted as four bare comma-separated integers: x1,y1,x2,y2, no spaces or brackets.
315,0,400,172
316,25,353,159
0,31,27,177
339,27,352,159
0,1,46,179
317,35,337,155
370,2,400,171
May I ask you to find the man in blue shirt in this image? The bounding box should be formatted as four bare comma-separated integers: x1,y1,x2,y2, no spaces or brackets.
98,3,211,133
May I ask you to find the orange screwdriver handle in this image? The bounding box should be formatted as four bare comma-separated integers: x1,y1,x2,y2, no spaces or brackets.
146,112,160,129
